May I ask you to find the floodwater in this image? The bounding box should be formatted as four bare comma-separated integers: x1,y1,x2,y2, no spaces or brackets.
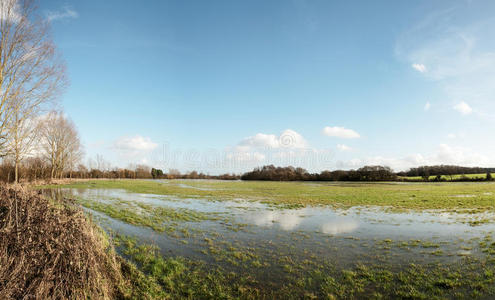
46,188,495,285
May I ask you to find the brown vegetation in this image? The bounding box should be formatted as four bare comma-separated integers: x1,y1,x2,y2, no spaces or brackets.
0,185,126,299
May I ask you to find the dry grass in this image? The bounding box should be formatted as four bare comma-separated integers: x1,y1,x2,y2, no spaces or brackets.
0,184,126,299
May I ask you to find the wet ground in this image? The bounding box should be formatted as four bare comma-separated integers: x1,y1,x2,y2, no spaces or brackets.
47,188,495,270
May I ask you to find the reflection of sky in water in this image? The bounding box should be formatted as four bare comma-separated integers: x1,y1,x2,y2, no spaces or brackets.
321,220,359,234
247,209,306,230
60,188,495,240
242,208,360,234
46,187,495,275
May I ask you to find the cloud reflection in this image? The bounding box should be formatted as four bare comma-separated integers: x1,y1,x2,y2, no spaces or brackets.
321,219,359,235
250,210,307,231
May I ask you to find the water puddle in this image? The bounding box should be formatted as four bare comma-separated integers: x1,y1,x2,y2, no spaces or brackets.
45,188,495,287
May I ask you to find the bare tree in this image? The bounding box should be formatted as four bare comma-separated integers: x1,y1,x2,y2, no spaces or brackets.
39,111,82,179
0,0,66,179
7,98,41,182
95,154,110,172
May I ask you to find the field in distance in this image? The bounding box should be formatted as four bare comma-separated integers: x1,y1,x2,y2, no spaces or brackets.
400,173,489,181
43,179,495,212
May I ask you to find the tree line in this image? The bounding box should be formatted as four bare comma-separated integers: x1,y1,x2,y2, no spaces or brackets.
240,165,494,182
397,165,495,179
151,168,239,180
240,165,397,181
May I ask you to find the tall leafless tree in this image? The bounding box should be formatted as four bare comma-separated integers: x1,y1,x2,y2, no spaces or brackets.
0,0,66,181
39,111,82,179
7,99,40,182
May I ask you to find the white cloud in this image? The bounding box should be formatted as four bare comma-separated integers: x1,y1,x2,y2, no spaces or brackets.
226,151,265,163
46,6,78,22
424,102,431,111
453,101,472,115
114,135,157,152
238,133,279,149
336,144,493,171
412,63,427,73
238,129,308,150
337,144,351,151
224,130,335,173
322,126,360,139
447,133,456,139
434,143,490,166
278,129,308,148
110,135,158,166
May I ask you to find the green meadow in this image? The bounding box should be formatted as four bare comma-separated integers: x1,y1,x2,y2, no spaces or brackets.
40,180,495,299
44,179,495,211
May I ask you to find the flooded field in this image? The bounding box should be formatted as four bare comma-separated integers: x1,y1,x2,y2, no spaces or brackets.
43,180,495,299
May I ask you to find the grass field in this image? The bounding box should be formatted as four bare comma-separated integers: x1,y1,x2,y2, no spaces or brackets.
40,179,495,299
43,179,495,212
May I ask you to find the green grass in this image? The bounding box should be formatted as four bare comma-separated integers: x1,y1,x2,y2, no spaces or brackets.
38,180,495,298
74,196,218,233
114,235,263,299
41,179,495,211
114,235,495,299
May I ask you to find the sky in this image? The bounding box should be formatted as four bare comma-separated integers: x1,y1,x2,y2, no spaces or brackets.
40,0,495,174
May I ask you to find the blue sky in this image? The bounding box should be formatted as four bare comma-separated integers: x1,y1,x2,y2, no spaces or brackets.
41,0,495,173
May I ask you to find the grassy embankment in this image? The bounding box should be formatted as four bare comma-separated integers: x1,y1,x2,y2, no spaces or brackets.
43,179,495,212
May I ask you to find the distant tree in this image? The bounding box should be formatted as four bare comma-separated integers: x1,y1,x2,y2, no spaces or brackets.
95,154,110,172
168,169,181,179
135,164,151,178
151,168,164,179
421,167,430,182
39,111,82,179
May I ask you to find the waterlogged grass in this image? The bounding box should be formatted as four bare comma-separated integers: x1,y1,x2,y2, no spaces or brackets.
114,235,262,299
114,235,495,299
75,196,218,233
42,179,495,211
39,181,495,298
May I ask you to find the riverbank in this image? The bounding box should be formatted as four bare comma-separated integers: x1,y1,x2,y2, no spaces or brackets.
0,184,164,299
